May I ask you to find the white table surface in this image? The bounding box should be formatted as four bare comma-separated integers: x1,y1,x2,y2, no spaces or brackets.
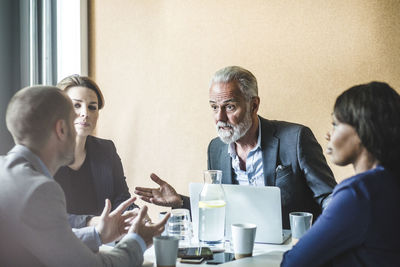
142,238,293,267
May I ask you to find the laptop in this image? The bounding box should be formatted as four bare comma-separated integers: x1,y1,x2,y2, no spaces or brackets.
189,183,291,244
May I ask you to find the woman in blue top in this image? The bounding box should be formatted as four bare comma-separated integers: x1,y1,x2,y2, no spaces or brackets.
281,81,400,267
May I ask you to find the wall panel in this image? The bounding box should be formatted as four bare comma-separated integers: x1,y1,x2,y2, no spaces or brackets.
89,0,400,218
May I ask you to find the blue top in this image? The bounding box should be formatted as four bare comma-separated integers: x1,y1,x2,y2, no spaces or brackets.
281,166,400,267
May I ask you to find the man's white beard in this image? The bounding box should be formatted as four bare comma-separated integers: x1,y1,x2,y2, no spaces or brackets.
216,109,253,144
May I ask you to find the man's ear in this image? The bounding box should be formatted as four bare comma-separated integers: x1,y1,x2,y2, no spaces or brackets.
251,96,260,114
54,119,67,141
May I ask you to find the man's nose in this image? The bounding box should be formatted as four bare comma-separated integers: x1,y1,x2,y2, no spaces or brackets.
216,108,227,122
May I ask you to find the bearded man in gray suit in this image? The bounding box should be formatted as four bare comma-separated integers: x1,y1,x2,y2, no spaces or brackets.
0,86,169,266
135,66,336,228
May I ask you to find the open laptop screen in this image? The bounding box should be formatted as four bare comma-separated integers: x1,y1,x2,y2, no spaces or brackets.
189,183,289,244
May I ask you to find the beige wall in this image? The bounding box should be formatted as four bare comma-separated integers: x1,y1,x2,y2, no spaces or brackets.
89,0,400,218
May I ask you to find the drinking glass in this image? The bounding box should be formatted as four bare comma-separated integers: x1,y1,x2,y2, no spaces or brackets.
167,209,193,247
159,211,170,236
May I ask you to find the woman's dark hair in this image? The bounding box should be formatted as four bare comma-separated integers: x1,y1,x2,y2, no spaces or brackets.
57,74,105,109
334,81,400,174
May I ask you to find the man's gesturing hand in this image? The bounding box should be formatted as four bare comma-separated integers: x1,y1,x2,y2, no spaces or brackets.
129,205,170,247
95,197,137,244
134,173,182,208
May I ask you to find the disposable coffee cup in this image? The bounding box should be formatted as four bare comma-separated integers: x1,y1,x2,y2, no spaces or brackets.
153,236,179,267
231,223,257,259
289,212,313,245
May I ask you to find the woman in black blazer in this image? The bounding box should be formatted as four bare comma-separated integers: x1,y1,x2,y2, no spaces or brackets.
54,75,137,228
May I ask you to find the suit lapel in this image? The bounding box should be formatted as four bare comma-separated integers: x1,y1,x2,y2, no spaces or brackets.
260,118,279,186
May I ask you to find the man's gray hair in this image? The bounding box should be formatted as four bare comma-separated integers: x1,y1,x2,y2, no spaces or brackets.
6,85,72,149
210,66,258,101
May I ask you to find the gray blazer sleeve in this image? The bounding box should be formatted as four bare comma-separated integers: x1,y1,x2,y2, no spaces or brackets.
20,181,144,267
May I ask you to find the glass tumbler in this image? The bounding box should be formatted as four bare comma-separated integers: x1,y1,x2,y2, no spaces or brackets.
167,208,193,247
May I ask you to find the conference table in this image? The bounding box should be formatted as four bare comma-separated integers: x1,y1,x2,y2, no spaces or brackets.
101,238,292,266
141,238,293,267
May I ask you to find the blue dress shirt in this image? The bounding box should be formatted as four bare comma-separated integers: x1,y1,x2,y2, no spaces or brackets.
229,118,264,186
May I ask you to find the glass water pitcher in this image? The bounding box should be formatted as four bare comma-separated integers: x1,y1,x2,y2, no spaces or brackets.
198,170,226,247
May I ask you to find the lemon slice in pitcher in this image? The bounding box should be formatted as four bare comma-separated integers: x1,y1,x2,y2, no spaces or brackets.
198,200,226,208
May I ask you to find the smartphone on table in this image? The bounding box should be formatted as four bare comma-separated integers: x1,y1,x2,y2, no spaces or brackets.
206,252,235,265
178,247,213,260
180,258,205,264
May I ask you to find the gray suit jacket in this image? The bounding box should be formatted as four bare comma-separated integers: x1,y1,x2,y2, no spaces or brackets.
0,146,143,267
207,117,337,229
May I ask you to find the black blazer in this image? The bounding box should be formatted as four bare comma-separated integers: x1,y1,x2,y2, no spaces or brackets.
206,116,337,229
55,135,136,228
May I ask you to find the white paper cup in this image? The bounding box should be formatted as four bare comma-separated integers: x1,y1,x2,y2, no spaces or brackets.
153,236,179,267
231,223,257,259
